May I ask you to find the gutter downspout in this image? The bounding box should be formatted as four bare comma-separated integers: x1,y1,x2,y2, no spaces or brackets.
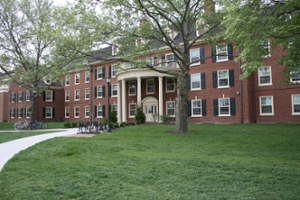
238,50,244,123
90,66,93,125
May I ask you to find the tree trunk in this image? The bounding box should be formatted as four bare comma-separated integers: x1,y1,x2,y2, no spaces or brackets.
175,70,189,133
30,95,37,123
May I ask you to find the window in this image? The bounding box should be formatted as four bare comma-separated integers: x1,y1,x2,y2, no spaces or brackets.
260,96,274,115
191,74,201,90
166,78,175,92
45,91,53,101
111,84,118,97
85,106,90,118
18,108,23,118
26,107,30,118
129,82,136,95
166,101,175,116
97,67,103,80
218,70,229,88
292,95,300,115
75,90,80,101
290,70,300,83
45,76,51,84
85,71,90,83
152,56,158,66
96,86,104,98
74,107,80,118
65,91,70,101
85,88,90,100
112,44,119,56
262,39,270,57
258,66,272,86
96,105,103,117
65,75,70,86
192,100,202,116
11,93,16,103
10,108,15,118
65,107,70,118
219,98,230,116
111,65,118,77
18,91,23,102
45,107,53,118
190,49,200,65
216,44,228,62
111,104,118,116
146,79,154,94
129,103,136,117
166,54,175,67
26,91,31,101
75,73,80,84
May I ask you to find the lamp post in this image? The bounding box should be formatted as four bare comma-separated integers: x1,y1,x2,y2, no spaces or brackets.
106,76,111,132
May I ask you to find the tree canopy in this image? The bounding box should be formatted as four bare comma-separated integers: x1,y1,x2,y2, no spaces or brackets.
219,0,300,82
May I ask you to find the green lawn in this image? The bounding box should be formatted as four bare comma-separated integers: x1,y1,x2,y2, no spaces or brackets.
0,124,299,199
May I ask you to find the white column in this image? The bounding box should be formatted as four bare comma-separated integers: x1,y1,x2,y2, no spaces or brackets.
117,81,121,123
158,76,163,122
137,77,142,106
122,80,127,122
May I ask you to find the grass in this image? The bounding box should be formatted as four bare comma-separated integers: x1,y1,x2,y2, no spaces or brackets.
0,122,67,130
0,123,299,199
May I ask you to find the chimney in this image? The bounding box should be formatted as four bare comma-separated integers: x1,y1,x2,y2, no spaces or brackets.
204,0,215,15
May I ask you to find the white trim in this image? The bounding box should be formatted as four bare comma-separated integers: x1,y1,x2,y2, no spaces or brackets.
258,66,273,86
190,48,200,66
65,91,70,102
218,98,230,116
85,71,90,83
74,90,80,101
191,99,202,117
146,79,155,94
191,73,201,91
128,81,136,96
217,70,230,88
216,44,228,62
111,84,118,97
259,96,274,116
292,94,300,115
45,90,53,102
65,75,70,86
74,106,80,118
75,73,80,85
96,67,103,80
65,107,70,118
45,107,53,118
85,106,90,118
85,88,90,100
166,101,175,117
129,103,136,118
166,77,175,93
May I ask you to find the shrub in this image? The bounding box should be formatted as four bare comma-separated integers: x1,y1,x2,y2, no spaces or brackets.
130,122,135,126
72,122,78,127
63,122,71,128
160,115,171,123
113,123,119,128
135,106,145,124
110,107,118,124
101,117,108,125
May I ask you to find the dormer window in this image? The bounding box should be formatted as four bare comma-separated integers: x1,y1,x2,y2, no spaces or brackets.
112,44,119,56
44,76,51,84
262,39,270,58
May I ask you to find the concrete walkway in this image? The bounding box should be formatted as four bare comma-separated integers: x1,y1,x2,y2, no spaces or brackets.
0,128,77,171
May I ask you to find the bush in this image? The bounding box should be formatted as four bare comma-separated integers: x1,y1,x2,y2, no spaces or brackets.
135,106,145,124
110,107,118,124
72,122,78,127
160,115,171,123
63,122,71,128
130,122,135,126
113,123,119,128
101,117,108,125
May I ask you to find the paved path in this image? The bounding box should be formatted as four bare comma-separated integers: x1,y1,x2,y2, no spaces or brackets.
0,128,77,171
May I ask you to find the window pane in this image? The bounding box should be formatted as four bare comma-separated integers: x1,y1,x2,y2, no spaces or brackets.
294,105,300,113
220,107,229,114
293,96,300,104
262,105,272,113
260,76,270,84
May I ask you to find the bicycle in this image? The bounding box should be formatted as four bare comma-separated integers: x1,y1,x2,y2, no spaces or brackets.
13,120,32,131
35,121,48,129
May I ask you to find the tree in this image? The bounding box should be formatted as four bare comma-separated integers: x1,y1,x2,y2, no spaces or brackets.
0,0,83,122
58,0,222,133
219,0,300,82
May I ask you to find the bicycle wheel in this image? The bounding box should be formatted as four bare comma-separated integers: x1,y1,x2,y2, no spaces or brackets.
13,123,18,131
42,123,48,129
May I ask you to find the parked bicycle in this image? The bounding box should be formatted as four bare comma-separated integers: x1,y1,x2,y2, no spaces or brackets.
77,121,102,134
34,120,48,129
13,120,35,131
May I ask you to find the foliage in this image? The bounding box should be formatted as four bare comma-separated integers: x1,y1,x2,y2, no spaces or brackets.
135,106,146,124
63,122,71,128
0,124,299,199
110,107,118,124
71,122,78,127
101,117,108,125
152,113,159,123
160,114,171,123
219,0,300,81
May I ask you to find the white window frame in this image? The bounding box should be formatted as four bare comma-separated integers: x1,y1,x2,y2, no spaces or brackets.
65,75,70,86
290,70,300,83
65,91,70,102
129,103,136,118
97,67,103,80
75,73,80,85
45,107,53,118
112,44,119,56
25,107,30,118
166,54,175,67
74,106,80,118
96,105,103,118
111,104,118,116
85,106,90,118
18,91,23,102
166,78,175,92
26,90,30,101
129,81,136,96
74,90,80,101
191,74,201,90
258,66,272,86
166,101,175,117
218,70,229,88
45,91,53,102
111,84,118,97
259,96,274,116
111,65,118,77
85,88,90,100
262,39,271,58
97,86,103,98
18,108,23,118
65,107,70,118
216,44,228,62
192,100,202,117
292,94,300,115
11,93,16,103
190,49,200,66
10,108,15,118
219,98,230,116
85,71,90,83
146,79,155,94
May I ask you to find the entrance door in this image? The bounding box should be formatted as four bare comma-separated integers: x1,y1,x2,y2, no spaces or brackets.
142,97,158,122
